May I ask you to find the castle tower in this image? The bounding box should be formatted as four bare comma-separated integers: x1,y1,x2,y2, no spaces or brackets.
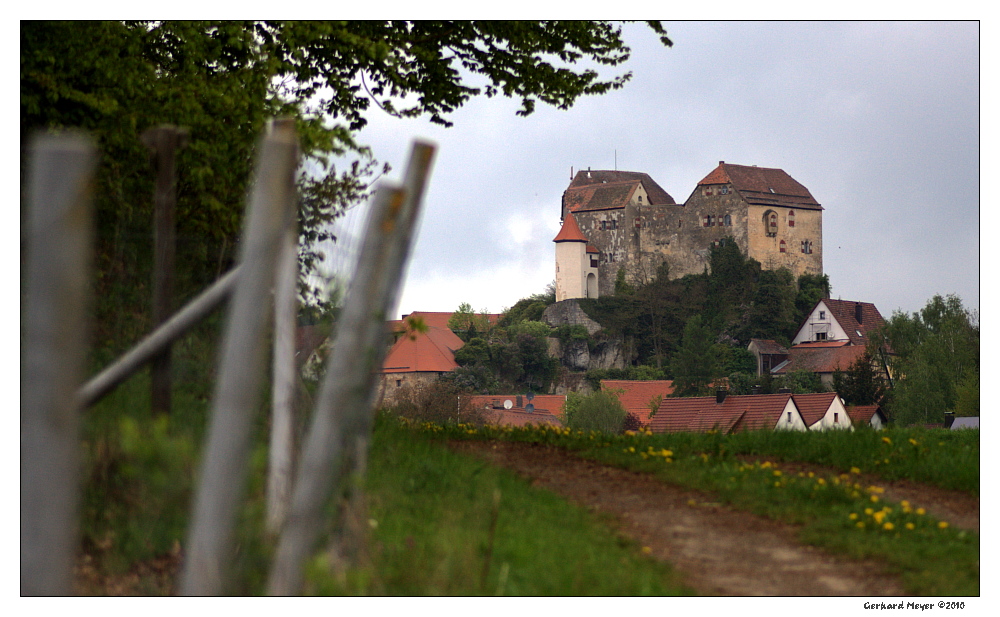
553,213,599,301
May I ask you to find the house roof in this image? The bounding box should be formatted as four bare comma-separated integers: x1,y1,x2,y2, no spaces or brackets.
775,344,868,375
821,299,886,345
846,404,885,426
464,394,566,427
696,162,821,211
791,392,839,426
601,380,675,426
748,339,789,355
553,212,589,243
295,324,330,367
566,169,675,205
381,323,464,373
951,417,979,430
650,393,794,434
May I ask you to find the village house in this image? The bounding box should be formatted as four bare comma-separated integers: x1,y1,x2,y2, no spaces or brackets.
749,299,890,388
847,404,888,430
461,394,566,428
555,162,823,301
600,379,675,427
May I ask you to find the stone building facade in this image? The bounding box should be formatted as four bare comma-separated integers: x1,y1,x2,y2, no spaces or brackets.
554,162,823,300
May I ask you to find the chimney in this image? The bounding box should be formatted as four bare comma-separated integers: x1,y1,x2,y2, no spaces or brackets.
716,388,728,404
719,160,725,165
944,411,955,429
516,395,523,408
855,302,864,325
751,385,762,395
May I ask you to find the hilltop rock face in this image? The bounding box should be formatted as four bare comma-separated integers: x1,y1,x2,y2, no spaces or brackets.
541,299,602,336
543,299,631,377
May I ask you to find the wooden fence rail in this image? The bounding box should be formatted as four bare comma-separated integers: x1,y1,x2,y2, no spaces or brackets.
20,120,435,595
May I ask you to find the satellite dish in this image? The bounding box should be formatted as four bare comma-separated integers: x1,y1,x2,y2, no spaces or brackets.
503,399,513,410
525,404,535,413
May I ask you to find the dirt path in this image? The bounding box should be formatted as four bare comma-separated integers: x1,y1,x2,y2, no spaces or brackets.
453,440,909,596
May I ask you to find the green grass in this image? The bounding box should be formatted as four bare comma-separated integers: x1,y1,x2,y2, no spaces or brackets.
307,416,691,595
428,422,979,596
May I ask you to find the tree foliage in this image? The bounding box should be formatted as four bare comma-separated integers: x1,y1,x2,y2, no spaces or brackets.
22,20,672,349
669,315,721,397
875,295,979,425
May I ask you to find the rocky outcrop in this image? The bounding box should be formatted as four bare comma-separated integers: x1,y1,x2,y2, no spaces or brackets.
541,299,602,336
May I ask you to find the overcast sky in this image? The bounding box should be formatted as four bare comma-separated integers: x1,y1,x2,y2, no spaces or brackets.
320,21,979,322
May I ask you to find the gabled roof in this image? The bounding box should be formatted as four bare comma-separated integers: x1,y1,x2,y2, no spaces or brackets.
791,392,839,426
650,393,794,434
821,299,886,345
696,162,821,211
775,344,867,375
567,170,675,204
553,212,589,243
846,404,885,426
563,170,675,214
601,380,675,426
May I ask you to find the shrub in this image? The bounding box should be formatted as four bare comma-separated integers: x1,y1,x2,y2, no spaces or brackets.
564,390,628,434
387,381,494,426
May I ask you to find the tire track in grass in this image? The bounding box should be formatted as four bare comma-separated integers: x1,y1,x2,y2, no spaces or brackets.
453,440,906,597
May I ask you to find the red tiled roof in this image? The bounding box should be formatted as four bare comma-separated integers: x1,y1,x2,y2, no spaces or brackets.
821,299,886,345
564,180,638,213
776,344,867,375
465,394,566,427
696,162,821,211
382,324,464,373
791,392,838,426
567,170,675,205
847,404,883,426
601,380,675,426
553,213,589,243
650,393,794,434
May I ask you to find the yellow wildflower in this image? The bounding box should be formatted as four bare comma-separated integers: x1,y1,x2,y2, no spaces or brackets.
864,508,874,515
661,449,673,458
642,546,652,554
628,447,635,453
873,511,885,524
849,513,858,520
881,437,892,445
624,430,636,437
883,522,894,531
900,500,910,508
774,481,782,488
905,523,915,530
640,453,648,460
817,478,826,485
856,522,865,529
916,508,926,516
773,470,782,477
908,438,919,446
870,495,880,503
808,472,815,478
850,467,861,474
938,521,949,529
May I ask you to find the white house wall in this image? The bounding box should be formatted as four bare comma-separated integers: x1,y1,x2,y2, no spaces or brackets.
792,300,850,345
808,397,853,431
773,399,809,431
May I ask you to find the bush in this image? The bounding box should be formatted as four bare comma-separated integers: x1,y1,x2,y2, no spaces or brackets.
387,381,494,426
564,390,628,434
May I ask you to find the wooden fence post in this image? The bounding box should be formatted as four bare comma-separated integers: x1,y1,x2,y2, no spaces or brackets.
267,137,300,536
179,121,299,596
21,132,97,595
142,125,188,416
266,140,435,595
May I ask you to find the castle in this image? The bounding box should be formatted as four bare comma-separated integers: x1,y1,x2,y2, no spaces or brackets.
554,162,823,301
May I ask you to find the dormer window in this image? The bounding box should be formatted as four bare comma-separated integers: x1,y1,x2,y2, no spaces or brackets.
720,186,730,195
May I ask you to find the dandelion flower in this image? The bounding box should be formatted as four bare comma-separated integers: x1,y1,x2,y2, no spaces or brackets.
808,472,815,478
817,478,826,485
881,437,892,445
849,513,858,520
938,521,949,529
774,481,782,488
873,511,885,525
905,523,915,530
909,438,919,446
642,546,652,555
916,508,926,516
850,467,861,475
864,508,874,515
870,495,880,503
900,500,910,508
773,470,782,477
883,522,894,531
856,522,865,529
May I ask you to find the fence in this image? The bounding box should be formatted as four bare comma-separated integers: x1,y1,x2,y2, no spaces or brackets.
20,121,435,595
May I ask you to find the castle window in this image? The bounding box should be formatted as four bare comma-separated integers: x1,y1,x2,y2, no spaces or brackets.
703,215,711,227
801,239,813,254
788,210,796,227
764,210,778,237
779,240,786,253
724,214,732,226
720,186,730,195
